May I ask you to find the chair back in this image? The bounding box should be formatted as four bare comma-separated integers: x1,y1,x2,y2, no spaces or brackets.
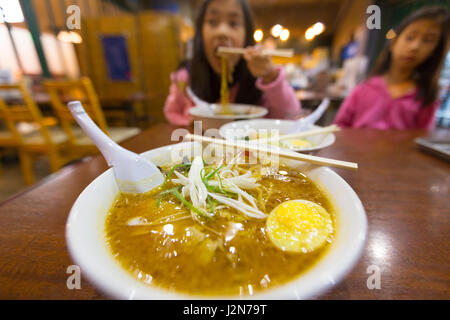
44,77,109,144
0,83,54,146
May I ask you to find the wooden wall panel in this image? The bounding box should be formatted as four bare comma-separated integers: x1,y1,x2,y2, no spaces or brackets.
331,0,370,62
76,11,183,124
138,12,182,123
81,14,141,100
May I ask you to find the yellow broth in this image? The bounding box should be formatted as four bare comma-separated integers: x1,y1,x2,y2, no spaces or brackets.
105,165,335,296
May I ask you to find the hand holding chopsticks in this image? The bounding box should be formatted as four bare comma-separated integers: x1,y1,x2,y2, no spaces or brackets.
185,133,358,171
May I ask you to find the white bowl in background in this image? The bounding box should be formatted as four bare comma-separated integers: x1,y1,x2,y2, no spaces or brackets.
189,103,268,130
220,119,336,153
66,142,366,300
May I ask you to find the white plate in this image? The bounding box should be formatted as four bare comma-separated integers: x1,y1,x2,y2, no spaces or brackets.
220,119,336,153
189,103,268,120
66,142,367,300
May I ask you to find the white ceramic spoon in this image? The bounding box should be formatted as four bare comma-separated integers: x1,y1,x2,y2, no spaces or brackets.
68,101,164,193
186,86,213,114
287,98,330,133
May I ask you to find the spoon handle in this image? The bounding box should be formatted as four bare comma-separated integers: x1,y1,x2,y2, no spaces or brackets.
68,101,165,193
68,101,122,166
187,87,210,107
303,98,330,125
289,98,330,133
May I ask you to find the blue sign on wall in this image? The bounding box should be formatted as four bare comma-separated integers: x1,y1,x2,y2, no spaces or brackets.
101,35,132,81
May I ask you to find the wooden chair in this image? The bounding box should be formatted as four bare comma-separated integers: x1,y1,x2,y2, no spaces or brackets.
43,77,140,155
0,109,19,178
0,83,72,185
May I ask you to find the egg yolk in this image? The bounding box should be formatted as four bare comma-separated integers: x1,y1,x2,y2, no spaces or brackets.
266,200,333,253
281,139,313,149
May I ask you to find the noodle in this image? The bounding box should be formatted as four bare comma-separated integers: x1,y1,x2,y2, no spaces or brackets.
220,56,233,115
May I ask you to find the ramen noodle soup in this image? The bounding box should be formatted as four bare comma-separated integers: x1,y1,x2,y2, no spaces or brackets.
105,154,335,296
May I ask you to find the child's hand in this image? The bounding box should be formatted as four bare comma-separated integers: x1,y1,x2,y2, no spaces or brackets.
243,46,278,84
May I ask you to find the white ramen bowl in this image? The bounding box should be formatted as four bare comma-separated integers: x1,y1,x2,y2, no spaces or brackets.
220,119,336,153
66,142,367,299
189,103,268,130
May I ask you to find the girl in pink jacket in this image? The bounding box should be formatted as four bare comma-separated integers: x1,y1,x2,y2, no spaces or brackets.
335,7,448,130
164,0,301,126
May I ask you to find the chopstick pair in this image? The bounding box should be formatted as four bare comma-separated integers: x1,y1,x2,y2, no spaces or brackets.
253,125,340,144
185,133,358,171
217,46,294,58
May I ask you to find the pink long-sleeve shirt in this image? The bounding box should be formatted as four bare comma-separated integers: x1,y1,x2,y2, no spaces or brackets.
334,76,439,130
163,66,301,126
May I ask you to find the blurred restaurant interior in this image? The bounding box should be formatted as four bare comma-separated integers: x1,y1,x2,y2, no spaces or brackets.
0,0,449,201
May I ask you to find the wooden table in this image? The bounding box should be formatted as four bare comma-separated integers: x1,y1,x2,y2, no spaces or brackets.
0,124,448,299
295,90,345,102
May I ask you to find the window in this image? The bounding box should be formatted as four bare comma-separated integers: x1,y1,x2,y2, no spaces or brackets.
0,0,24,23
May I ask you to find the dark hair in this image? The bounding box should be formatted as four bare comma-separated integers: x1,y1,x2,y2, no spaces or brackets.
372,6,449,108
188,0,262,104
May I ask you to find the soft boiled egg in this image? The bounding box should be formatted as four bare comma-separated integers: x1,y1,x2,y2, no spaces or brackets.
280,139,313,150
266,200,333,253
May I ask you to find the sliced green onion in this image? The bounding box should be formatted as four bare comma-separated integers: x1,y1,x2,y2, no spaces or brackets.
207,195,216,213
156,186,181,207
199,164,236,197
200,166,213,180
205,164,224,182
163,163,191,186
172,189,210,219
217,174,225,193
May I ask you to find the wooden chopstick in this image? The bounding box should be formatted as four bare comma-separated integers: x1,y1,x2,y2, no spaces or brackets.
217,47,294,58
185,133,358,171
254,125,340,144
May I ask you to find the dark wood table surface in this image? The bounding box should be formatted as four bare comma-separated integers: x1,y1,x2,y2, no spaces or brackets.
0,124,449,299
295,89,345,102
